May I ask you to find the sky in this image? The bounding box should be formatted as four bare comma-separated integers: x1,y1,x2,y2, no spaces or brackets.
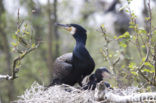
3,0,155,31
4,0,145,17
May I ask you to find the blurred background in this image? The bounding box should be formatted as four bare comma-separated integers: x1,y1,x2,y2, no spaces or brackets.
0,0,156,102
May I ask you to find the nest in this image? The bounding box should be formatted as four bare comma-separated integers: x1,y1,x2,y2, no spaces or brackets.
12,82,156,103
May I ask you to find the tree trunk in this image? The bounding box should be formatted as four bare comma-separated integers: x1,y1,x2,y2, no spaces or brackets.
1,30,15,101
143,0,150,32
47,0,53,78
53,0,60,59
0,0,15,101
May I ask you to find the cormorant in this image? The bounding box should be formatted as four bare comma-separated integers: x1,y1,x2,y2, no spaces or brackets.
105,0,130,36
83,67,112,90
49,23,95,87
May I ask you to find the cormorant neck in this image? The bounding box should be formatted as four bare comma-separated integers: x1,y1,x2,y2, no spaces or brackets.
74,32,87,45
107,0,118,13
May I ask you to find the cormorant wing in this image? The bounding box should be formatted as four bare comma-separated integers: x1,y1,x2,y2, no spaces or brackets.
52,53,73,80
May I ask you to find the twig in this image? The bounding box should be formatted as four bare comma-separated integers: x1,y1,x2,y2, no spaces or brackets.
11,44,40,80
0,44,39,80
153,44,156,84
100,26,114,72
0,8,40,81
137,0,154,85
99,26,120,78
0,75,12,80
113,57,120,67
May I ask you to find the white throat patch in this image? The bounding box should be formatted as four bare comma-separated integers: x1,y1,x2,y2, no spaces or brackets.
70,27,76,35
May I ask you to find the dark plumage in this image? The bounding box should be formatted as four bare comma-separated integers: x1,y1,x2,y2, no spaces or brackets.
105,0,120,13
49,24,95,87
83,67,112,90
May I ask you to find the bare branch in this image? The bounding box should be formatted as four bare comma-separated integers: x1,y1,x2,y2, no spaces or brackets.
137,0,154,85
0,75,12,80
100,26,114,72
153,44,156,84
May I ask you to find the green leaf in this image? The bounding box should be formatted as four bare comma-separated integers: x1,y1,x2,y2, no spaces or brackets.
119,42,127,48
24,24,27,28
16,60,21,68
131,71,138,76
12,35,17,39
116,32,130,40
129,25,134,29
31,43,35,48
119,6,125,11
123,32,130,38
24,31,30,35
141,45,145,48
114,35,118,39
109,54,112,58
129,21,134,25
129,62,136,70
125,9,129,13
153,30,156,35
138,29,147,34
145,17,150,21
142,68,150,73
17,29,20,33
101,24,104,28
144,62,154,69
11,42,17,46
132,35,136,40
142,57,146,62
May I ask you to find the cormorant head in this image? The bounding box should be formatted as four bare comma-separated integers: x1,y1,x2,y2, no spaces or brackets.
95,67,111,82
105,0,121,13
56,23,87,44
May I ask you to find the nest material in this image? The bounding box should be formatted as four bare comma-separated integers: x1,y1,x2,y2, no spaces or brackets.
12,82,156,103
13,82,98,103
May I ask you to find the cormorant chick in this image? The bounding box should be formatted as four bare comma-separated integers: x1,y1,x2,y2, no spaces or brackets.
83,67,112,90
49,24,95,87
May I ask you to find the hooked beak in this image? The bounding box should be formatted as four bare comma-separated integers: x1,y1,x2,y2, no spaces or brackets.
55,23,72,32
55,23,68,27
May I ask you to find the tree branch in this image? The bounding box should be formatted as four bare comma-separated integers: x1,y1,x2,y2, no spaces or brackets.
100,26,120,73
0,44,39,80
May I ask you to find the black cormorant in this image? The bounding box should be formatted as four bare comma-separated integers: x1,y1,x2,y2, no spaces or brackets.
105,0,130,36
83,67,112,90
49,23,95,87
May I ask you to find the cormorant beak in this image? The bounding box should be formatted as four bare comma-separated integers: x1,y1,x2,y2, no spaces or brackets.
56,23,73,32
56,23,76,35
102,72,111,79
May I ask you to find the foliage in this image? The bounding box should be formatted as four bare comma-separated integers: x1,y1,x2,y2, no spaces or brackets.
99,0,156,88
0,0,156,103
